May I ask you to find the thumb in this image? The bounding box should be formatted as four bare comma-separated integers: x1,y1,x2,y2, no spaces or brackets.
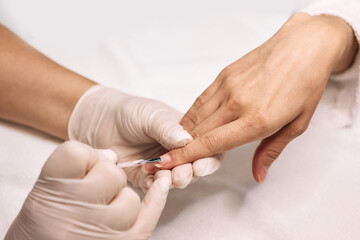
128,176,171,238
252,118,308,183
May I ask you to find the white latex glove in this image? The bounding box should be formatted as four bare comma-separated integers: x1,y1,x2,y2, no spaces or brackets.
5,141,171,240
68,85,222,191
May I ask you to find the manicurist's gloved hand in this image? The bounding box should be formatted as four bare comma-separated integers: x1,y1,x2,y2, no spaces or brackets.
68,86,222,191
5,141,171,240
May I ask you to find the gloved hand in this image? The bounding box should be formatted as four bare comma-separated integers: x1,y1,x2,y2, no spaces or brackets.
5,141,171,240
68,85,222,191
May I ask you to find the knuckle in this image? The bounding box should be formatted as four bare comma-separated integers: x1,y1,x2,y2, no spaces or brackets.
228,92,244,109
263,148,281,164
199,134,218,153
58,140,85,158
251,111,269,131
188,113,199,125
182,112,199,127
173,147,189,163
240,111,269,134
169,147,194,167
220,65,233,78
191,129,201,139
289,12,312,23
194,95,207,108
53,141,91,167
226,90,248,113
44,141,93,179
287,124,308,138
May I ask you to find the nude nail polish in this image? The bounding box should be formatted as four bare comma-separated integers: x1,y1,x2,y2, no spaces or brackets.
155,154,171,168
258,165,269,184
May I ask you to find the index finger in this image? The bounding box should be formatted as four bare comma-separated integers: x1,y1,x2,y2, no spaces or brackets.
127,177,171,238
159,115,271,169
180,75,224,128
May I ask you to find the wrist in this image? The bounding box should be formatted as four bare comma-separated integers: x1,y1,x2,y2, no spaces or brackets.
67,85,129,142
320,15,359,73
284,13,358,73
67,84,105,141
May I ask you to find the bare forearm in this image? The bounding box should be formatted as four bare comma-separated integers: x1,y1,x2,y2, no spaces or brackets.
0,24,96,139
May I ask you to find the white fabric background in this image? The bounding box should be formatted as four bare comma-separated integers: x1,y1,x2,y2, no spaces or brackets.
1,1,360,239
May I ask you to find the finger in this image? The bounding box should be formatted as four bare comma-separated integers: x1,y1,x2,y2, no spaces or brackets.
157,114,272,169
252,115,309,183
128,177,171,238
142,175,154,193
192,153,223,177
189,106,233,139
149,110,192,149
181,94,222,132
104,187,141,231
142,148,174,174
155,170,175,190
41,140,99,179
154,169,172,181
180,74,224,127
71,160,127,204
171,163,193,189
83,187,141,232
147,108,193,150
142,170,171,193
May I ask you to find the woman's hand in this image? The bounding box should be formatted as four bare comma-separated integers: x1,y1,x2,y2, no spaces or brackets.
155,13,358,183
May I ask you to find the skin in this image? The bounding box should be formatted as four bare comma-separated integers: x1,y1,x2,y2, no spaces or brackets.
0,24,96,139
152,13,359,183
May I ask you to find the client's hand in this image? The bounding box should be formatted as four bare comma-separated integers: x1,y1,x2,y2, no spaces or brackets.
68,86,222,191
5,141,170,240
154,13,358,183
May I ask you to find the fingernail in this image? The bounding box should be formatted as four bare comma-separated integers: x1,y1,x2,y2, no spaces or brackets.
157,177,171,192
155,154,171,168
144,163,156,172
258,165,269,184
